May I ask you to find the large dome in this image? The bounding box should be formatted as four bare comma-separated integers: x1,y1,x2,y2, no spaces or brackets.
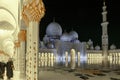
69,31,78,39
46,22,62,36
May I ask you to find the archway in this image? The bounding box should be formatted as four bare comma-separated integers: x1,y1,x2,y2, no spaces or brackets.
70,49,76,69
0,8,17,59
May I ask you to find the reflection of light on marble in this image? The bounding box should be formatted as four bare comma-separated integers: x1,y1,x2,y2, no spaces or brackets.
48,53,50,60
39,52,120,69
77,52,80,67
62,56,65,63
44,60,47,66
108,53,120,68
87,58,102,64
70,49,76,69
45,53,47,60
56,55,61,63
65,51,68,67
48,60,51,67
39,53,55,67
51,59,54,67
41,60,44,67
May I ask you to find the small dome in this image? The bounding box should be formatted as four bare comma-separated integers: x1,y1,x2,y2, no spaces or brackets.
95,45,100,50
69,31,78,39
43,35,49,44
87,39,93,46
90,46,94,50
46,22,62,36
60,32,71,42
110,44,116,50
74,40,80,43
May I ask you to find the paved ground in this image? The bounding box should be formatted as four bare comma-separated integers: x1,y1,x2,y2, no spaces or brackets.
1,67,120,80
39,67,120,80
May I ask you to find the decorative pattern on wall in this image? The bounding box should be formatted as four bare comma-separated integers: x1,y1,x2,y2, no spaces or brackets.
22,0,45,26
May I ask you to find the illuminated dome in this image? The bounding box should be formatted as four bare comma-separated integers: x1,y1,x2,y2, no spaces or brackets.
60,32,71,41
110,44,116,50
46,22,62,36
87,39,93,46
43,35,49,44
74,40,80,43
69,31,78,39
95,45,100,50
90,46,94,50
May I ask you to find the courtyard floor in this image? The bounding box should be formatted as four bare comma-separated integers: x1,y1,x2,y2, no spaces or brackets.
39,67,120,80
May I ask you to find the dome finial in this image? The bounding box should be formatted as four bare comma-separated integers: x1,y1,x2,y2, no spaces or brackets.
72,27,74,31
103,0,106,6
53,17,55,22
64,29,67,33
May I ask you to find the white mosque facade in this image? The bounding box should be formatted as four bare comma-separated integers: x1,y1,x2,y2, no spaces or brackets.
39,21,120,69
0,0,120,80
39,1,120,68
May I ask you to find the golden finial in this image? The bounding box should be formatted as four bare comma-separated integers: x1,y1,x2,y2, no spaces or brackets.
53,17,55,22
103,0,106,6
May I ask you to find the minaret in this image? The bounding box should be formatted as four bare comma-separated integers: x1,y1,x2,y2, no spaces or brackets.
101,0,109,59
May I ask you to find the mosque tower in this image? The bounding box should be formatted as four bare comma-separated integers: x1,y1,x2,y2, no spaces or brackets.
101,0,109,59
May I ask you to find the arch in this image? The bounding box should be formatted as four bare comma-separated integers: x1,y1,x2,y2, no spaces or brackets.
70,49,76,69
0,21,14,38
70,49,76,61
0,7,16,29
0,7,18,40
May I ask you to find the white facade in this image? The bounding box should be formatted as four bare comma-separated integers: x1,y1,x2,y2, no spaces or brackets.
0,0,45,80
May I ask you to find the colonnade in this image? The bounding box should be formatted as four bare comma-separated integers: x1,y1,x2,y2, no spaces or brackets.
38,50,120,70
109,53,120,68
39,53,56,67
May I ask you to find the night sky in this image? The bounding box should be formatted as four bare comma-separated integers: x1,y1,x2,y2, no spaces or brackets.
39,0,120,48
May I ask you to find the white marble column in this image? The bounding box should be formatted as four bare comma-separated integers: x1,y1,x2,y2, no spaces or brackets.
65,51,68,67
26,21,39,80
13,41,21,79
78,52,80,67
22,0,45,79
70,49,76,70
19,30,26,79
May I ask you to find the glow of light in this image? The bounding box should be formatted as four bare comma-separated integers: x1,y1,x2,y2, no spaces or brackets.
80,54,87,62
56,55,62,62
0,30,12,38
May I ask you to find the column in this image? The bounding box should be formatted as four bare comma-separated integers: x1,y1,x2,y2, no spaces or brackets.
26,21,39,80
14,41,21,79
22,0,45,80
78,52,80,67
70,49,76,70
18,30,26,79
65,51,68,67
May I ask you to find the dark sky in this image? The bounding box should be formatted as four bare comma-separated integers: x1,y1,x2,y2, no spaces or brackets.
40,0,120,48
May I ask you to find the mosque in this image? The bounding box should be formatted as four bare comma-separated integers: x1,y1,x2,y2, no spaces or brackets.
39,0,120,69
0,0,120,80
